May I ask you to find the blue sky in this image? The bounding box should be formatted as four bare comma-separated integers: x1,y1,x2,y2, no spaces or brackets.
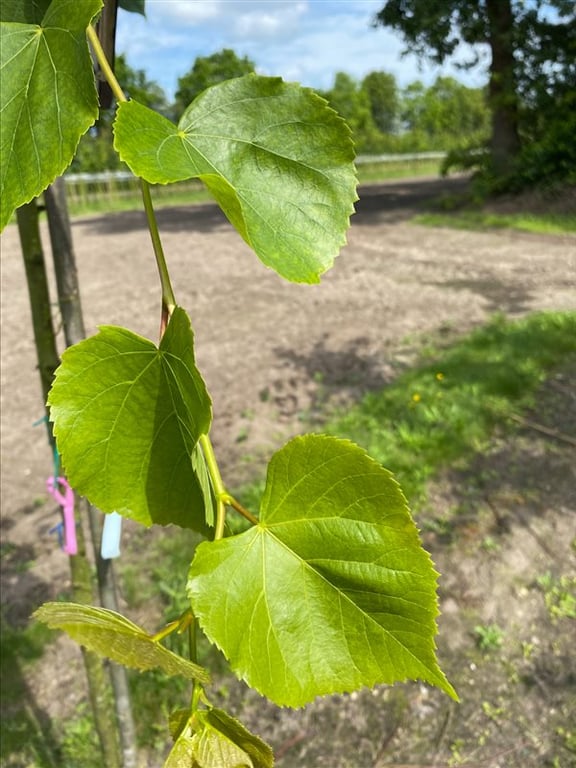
116,1,488,100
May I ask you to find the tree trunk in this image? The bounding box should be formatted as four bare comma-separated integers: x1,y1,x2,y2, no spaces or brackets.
44,177,138,768
16,202,60,425
16,199,121,768
485,0,521,177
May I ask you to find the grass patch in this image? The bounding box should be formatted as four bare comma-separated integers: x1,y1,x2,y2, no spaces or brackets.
0,617,61,766
414,210,576,235
227,312,576,518
323,312,576,506
66,182,214,218
56,160,445,219
357,159,442,184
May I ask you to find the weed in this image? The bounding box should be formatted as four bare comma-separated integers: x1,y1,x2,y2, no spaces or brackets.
482,699,505,721
536,572,576,621
480,535,499,552
59,705,102,768
474,623,504,651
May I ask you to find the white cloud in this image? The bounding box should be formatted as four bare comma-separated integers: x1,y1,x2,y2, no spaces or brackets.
232,2,307,41
148,0,222,25
116,0,488,101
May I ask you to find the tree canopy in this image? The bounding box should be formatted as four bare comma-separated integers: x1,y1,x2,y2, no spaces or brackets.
374,0,576,186
175,49,255,116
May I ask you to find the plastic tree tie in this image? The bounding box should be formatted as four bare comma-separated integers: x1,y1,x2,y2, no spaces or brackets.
101,512,122,559
46,477,77,555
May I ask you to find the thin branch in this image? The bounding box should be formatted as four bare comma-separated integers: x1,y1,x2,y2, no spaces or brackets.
509,413,576,447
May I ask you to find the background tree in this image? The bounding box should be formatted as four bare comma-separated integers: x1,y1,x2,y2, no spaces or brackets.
175,48,255,116
72,54,168,172
321,72,383,152
361,70,399,134
401,76,489,150
373,0,576,185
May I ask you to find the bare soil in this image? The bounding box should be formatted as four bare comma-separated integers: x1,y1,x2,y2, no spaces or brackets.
1,177,575,767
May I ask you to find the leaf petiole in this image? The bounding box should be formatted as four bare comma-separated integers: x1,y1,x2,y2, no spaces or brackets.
222,494,259,526
151,610,193,643
87,24,177,332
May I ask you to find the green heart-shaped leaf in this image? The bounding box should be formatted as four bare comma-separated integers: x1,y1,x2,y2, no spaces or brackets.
113,75,357,284
0,0,101,229
34,603,209,683
188,434,457,707
48,307,212,530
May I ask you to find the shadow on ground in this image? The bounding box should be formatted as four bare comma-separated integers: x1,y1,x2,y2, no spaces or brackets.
75,176,471,236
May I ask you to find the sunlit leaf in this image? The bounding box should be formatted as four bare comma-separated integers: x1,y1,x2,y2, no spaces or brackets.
0,0,101,229
113,75,357,283
34,602,209,683
188,434,457,707
48,307,212,530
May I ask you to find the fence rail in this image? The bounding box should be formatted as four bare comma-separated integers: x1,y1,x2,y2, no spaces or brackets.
62,153,447,209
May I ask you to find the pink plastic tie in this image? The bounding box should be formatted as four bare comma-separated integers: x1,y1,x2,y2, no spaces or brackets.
46,476,77,555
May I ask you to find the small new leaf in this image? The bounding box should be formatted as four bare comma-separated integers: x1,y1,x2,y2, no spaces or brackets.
188,434,457,707
113,75,357,284
48,307,212,530
165,708,273,768
0,0,102,229
34,603,209,684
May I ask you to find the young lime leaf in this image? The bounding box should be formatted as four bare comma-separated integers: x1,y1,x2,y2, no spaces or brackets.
113,75,357,284
200,709,274,768
34,602,210,684
0,0,101,230
165,708,273,768
48,307,213,531
188,434,457,708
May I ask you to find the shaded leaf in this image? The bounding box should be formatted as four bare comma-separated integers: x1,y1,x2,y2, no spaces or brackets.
200,709,273,768
0,0,101,229
0,0,52,23
34,602,209,683
188,434,457,707
113,75,357,283
48,307,212,530
118,0,146,15
165,708,273,768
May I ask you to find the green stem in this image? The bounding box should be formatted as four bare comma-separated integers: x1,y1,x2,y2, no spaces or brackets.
88,23,177,328
199,435,227,540
189,615,203,712
223,494,259,526
87,25,126,104
199,436,259,532
140,181,177,326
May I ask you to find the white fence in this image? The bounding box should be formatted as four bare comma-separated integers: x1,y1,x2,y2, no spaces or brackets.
63,153,447,208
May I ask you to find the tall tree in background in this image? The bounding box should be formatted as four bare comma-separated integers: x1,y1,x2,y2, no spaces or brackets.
320,72,383,152
402,76,489,149
175,49,255,116
361,71,399,134
373,0,576,181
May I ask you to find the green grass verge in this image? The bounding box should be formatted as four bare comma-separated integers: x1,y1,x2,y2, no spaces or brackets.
325,312,576,506
67,183,214,218
414,210,576,235
61,160,444,219
357,159,442,184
